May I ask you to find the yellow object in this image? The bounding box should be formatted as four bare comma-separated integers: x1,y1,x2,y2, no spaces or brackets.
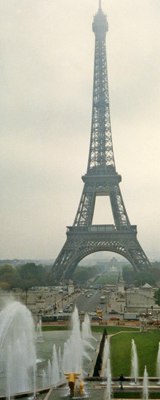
79,380,84,395
96,308,103,318
64,373,85,396
64,372,80,382
69,373,76,383
64,372,81,396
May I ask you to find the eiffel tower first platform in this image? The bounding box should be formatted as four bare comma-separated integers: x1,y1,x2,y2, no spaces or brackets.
53,1,151,281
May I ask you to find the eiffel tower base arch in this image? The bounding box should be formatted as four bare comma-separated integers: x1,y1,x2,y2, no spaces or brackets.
53,225,151,282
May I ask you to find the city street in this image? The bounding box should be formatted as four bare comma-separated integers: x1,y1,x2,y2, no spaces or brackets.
71,289,107,317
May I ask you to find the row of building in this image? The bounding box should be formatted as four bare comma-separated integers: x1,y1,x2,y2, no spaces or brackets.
102,273,159,319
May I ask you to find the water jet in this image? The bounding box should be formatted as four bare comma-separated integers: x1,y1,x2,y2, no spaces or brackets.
0,301,36,398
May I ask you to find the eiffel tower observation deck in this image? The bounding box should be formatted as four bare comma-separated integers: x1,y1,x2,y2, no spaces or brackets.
53,1,151,281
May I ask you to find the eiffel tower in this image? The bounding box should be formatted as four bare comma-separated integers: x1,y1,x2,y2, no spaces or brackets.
53,1,151,281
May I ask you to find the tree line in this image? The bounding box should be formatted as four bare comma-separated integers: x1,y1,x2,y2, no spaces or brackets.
0,263,54,290
0,261,160,290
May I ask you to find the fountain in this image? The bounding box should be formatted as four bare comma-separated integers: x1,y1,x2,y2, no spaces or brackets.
42,369,48,389
62,307,93,397
0,300,36,398
58,346,63,379
130,339,139,384
101,338,110,379
47,360,52,387
36,318,43,342
156,342,160,384
62,307,83,374
51,344,60,386
2,300,157,400
142,366,149,400
82,313,96,361
104,361,112,400
82,313,96,343
62,307,91,376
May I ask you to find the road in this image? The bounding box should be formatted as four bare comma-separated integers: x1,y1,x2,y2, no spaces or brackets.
71,289,107,316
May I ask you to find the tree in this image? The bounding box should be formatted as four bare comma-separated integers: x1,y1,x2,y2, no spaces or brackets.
122,266,156,287
154,288,160,306
16,263,46,290
73,266,98,284
0,264,16,289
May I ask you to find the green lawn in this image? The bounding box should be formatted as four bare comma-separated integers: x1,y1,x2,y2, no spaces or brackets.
42,325,68,331
92,326,139,334
110,330,160,377
42,325,139,333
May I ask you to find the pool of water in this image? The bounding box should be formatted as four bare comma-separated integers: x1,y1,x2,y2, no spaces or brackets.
48,383,106,400
0,330,99,397
36,330,99,388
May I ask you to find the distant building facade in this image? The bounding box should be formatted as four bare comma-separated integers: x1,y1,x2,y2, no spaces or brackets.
105,277,157,315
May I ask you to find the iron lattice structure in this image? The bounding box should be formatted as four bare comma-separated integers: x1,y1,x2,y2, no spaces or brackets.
53,2,151,281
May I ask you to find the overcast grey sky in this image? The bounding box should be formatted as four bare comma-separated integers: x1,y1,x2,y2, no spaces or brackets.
0,0,160,261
